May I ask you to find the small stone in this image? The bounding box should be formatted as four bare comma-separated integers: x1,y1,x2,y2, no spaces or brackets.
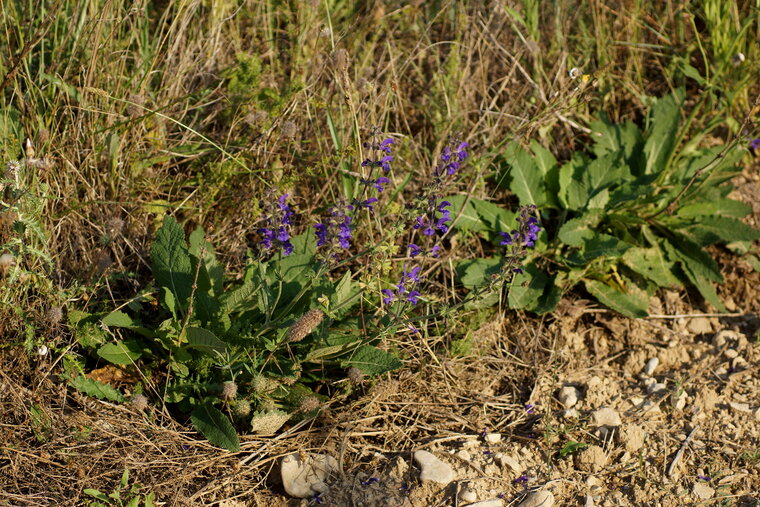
414,450,455,485
518,489,554,507
640,399,662,414
280,453,338,498
574,445,607,473
753,408,760,421
456,450,472,461
558,386,580,408
724,348,738,359
563,408,579,419
643,357,659,376
467,500,503,507
485,432,501,444
642,377,656,388
729,402,751,413
616,424,645,453
495,453,523,474
646,383,667,395
692,482,715,499
732,357,748,370
687,317,712,334
674,392,687,411
459,487,478,503
591,407,621,427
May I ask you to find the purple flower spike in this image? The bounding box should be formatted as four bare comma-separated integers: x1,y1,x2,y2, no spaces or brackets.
382,289,395,304
406,290,421,305
408,243,421,258
749,138,760,151
258,194,294,256
374,177,390,192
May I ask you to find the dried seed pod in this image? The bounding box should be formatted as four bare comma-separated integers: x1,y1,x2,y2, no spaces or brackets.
222,381,238,400
299,396,320,413
131,394,148,411
46,306,63,324
347,367,365,385
286,309,324,343
233,399,252,419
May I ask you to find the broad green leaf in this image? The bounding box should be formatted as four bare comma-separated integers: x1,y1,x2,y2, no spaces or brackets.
502,143,546,206
161,287,178,320
189,227,224,296
304,341,359,361
622,247,681,287
97,340,143,365
643,89,684,175
675,199,751,219
508,263,548,310
578,234,632,261
269,231,316,284
557,211,604,246
219,277,261,315
329,270,360,318
151,216,194,308
663,234,722,283
678,216,760,246
456,257,502,289
530,140,561,209
70,375,126,402
250,410,290,434
190,403,240,452
343,345,402,376
101,311,135,328
677,261,726,312
447,195,516,233
585,279,649,318
185,327,228,355
590,114,644,173
558,155,590,210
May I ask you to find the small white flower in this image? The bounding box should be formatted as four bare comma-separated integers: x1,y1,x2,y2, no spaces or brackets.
569,67,581,79
38,345,48,357
731,53,745,67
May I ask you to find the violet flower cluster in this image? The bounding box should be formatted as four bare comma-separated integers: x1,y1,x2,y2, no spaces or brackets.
499,204,541,274
314,201,354,251
258,194,294,256
382,265,422,306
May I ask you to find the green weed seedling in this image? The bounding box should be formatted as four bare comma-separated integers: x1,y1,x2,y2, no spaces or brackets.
84,469,155,507
473,89,760,317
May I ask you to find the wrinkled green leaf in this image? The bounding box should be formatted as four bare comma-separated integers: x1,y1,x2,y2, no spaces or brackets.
191,403,240,452
622,247,680,287
151,216,194,307
343,345,402,376
70,376,126,402
456,257,502,289
585,279,649,318
185,327,227,355
503,143,546,206
97,340,143,365
101,311,135,328
557,211,605,246
643,89,683,174
447,195,516,233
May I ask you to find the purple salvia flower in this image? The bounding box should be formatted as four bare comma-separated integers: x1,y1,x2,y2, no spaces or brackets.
430,245,441,258
374,177,390,192
258,193,294,256
408,244,421,258
314,202,354,253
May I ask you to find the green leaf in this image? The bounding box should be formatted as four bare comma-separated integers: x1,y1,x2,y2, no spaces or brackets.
557,211,605,246
456,257,502,289
189,226,224,296
83,489,110,502
101,311,135,328
190,403,240,452
590,113,644,173
70,375,126,402
622,247,681,287
559,441,589,458
185,327,228,355
663,234,722,283
343,345,402,376
447,195,516,233
558,155,591,210
585,279,649,318
679,216,760,246
577,234,632,261
150,216,194,308
503,143,546,206
643,89,684,175
97,340,143,365
675,199,751,219
508,263,548,310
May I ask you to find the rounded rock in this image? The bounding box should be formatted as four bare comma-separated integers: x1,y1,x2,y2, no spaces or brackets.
518,489,554,507
484,432,501,444
414,450,455,485
574,445,607,473
643,357,659,376
590,407,621,427
280,453,338,498
459,487,478,503
558,386,580,408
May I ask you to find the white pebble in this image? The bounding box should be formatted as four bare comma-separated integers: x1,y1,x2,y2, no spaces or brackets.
729,402,751,413
558,386,580,408
459,488,478,503
644,357,659,375
484,432,501,444
414,450,455,485
280,453,338,498
591,407,621,427
518,489,555,507
456,450,471,461
724,348,738,359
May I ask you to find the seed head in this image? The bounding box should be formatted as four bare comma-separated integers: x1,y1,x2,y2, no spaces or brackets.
46,306,63,324
281,120,298,139
299,396,320,413
222,381,238,400
286,309,324,343
347,367,365,385
131,394,149,411
251,374,279,394
25,138,35,159
233,399,252,419
0,252,15,272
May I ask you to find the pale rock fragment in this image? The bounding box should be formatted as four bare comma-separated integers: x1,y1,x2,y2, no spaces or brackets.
643,357,659,376
280,453,338,498
558,386,580,408
414,450,455,485
485,432,501,444
518,489,554,507
692,482,715,499
590,407,621,427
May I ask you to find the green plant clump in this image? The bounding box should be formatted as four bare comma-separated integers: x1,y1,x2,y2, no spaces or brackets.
463,89,760,317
